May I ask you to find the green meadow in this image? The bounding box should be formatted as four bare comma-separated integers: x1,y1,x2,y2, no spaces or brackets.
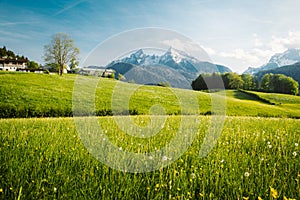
0,117,299,199
0,72,300,199
1,72,300,118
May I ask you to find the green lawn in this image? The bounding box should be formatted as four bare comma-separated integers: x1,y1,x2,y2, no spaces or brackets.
0,116,299,199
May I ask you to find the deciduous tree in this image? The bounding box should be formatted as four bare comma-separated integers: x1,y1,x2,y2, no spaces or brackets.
44,33,79,76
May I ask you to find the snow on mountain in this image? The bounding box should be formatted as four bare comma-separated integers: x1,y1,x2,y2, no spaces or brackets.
244,48,300,74
107,47,231,89
269,48,300,67
107,49,159,67
108,47,202,68
159,47,198,64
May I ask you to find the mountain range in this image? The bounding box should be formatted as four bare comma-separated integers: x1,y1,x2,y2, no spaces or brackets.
244,48,300,74
106,47,231,89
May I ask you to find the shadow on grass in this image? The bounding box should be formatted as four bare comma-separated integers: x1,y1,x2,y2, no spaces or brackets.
232,90,276,105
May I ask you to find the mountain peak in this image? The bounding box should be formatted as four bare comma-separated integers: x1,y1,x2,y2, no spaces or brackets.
133,49,144,57
244,48,300,74
269,48,300,66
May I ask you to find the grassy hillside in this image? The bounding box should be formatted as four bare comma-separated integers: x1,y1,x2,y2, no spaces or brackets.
224,90,300,118
0,116,299,199
1,72,300,118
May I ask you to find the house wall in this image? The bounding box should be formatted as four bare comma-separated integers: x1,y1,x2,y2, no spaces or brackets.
0,66,18,71
0,60,27,71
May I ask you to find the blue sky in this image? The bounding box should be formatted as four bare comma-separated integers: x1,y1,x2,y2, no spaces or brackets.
1,0,300,72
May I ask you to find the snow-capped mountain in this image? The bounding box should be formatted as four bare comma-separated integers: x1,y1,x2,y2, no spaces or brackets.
108,49,160,67
159,47,199,64
244,48,300,74
107,47,231,89
270,48,300,66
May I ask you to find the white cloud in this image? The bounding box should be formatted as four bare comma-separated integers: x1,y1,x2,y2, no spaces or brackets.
206,31,300,72
269,31,300,52
200,45,216,56
253,34,263,47
219,48,267,64
160,38,203,52
160,38,211,61
54,0,88,16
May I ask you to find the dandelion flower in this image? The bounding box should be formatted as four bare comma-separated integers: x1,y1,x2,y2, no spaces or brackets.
53,187,57,193
284,196,297,200
267,141,271,145
191,173,196,179
174,170,179,176
258,197,263,200
270,187,278,198
292,151,297,156
243,197,249,200
162,156,168,161
0,188,2,193
244,172,250,177
295,143,299,147
268,145,272,149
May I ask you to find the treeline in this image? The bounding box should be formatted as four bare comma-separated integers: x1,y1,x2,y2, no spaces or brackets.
0,46,27,60
0,46,40,69
192,72,299,95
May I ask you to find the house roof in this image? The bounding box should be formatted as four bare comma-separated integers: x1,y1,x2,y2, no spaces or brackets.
0,58,28,63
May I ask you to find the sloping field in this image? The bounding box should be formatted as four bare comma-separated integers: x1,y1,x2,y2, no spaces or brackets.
1,72,300,118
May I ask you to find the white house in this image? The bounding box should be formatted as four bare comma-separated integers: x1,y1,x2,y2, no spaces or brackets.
0,58,27,71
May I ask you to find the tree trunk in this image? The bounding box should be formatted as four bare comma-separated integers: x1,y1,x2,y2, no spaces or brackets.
59,64,63,76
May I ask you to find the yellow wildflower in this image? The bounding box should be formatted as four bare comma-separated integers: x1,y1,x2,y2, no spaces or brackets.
174,169,179,176
258,197,263,200
284,196,296,200
270,187,278,198
243,197,249,200
0,188,2,193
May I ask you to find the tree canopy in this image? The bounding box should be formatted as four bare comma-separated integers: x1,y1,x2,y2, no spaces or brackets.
260,73,298,95
44,33,79,76
0,46,27,60
192,72,298,95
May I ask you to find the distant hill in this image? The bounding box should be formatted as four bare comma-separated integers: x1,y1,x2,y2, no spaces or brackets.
107,48,231,89
255,62,300,86
244,48,300,74
1,72,300,118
